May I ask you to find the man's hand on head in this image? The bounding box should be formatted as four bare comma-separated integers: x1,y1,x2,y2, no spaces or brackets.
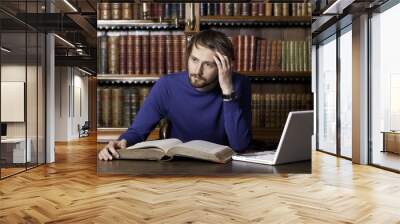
213,51,234,95
98,139,127,161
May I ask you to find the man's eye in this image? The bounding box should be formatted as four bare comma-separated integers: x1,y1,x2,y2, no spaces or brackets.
192,57,198,62
205,63,214,68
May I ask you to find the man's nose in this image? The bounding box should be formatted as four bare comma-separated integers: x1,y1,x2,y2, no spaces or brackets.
194,63,203,75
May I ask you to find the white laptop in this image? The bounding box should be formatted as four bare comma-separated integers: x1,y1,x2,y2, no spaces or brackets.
232,110,313,165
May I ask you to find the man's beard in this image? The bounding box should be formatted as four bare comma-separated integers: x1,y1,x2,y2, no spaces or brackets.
189,73,218,89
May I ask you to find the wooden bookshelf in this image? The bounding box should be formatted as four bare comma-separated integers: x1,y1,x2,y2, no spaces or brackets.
252,128,283,140
240,71,311,77
97,127,160,143
97,19,185,30
97,74,160,83
200,16,311,27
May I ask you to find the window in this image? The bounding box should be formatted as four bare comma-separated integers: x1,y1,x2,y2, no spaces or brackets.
370,2,400,171
317,35,337,154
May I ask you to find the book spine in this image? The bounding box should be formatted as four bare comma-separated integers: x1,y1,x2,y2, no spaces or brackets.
251,3,258,16
250,36,256,71
265,3,272,16
119,32,127,75
181,34,187,72
107,32,120,74
233,3,240,16
258,3,265,16
99,3,111,20
134,32,142,74
98,32,108,74
172,31,180,72
127,32,135,75
166,32,173,74
150,32,158,75
111,3,121,20
237,35,243,72
121,3,133,20
101,88,111,127
123,88,131,127
142,31,150,74
158,33,166,75
260,40,266,72
242,3,250,16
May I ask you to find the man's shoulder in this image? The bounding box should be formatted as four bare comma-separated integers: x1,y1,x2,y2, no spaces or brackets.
232,72,251,84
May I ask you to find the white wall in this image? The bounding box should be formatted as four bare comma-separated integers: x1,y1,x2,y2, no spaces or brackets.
54,67,89,141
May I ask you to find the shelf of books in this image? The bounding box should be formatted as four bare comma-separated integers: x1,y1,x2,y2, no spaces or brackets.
96,2,313,146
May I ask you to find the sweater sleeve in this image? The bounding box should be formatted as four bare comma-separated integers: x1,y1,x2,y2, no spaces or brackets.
118,77,168,147
223,76,252,152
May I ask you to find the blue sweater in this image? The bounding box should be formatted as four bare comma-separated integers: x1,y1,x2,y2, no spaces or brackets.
118,71,252,152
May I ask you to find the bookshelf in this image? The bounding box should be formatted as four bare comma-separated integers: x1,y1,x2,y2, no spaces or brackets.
96,2,312,145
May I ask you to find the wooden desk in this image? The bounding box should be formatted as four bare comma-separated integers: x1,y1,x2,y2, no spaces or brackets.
97,157,311,176
381,131,400,154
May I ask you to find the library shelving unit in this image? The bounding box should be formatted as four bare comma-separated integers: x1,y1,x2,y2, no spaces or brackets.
97,2,313,146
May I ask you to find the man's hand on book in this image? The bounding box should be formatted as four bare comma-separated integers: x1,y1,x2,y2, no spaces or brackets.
98,139,127,161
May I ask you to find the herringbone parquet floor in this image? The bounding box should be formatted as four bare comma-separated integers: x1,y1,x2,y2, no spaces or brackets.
1,135,400,223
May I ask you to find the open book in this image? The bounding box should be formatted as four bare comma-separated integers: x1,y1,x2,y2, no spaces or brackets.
116,138,235,163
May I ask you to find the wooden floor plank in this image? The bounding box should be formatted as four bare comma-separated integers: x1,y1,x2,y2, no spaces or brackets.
0,135,400,223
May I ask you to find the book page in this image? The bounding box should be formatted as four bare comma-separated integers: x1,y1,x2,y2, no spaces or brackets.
168,140,234,163
126,138,182,153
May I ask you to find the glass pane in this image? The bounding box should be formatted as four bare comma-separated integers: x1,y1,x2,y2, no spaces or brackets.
1,31,28,177
317,36,337,154
339,28,352,158
371,4,400,171
27,31,38,169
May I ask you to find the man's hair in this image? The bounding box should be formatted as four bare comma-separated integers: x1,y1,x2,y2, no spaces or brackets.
187,29,234,61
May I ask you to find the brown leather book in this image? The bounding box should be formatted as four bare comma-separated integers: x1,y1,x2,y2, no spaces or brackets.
101,88,111,127
150,32,158,75
233,3,240,16
250,36,256,71
111,3,121,20
265,3,272,16
270,40,277,72
123,88,132,127
172,31,181,73
99,3,111,20
282,3,289,16
158,32,166,75
265,40,271,72
251,3,258,16
274,3,282,16
111,88,123,127
264,93,271,128
134,31,143,75
122,3,133,20
181,34,187,72
119,32,127,75
107,32,120,74
255,39,261,72
276,40,282,72
130,88,139,122
270,94,276,128
133,3,140,20
243,35,249,72
166,32,173,74
98,32,107,74
251,93,257,128
142,31,150,74
127,32,135,75
259,40,266,72
237,35,243,72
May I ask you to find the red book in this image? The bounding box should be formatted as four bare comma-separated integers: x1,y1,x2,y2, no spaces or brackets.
127,32,135,75
142,31,150,74
158,32,166,75
258,3,265,16
134,32,142,75
150,32,158,75
220,3,225,15
181,34,186,71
